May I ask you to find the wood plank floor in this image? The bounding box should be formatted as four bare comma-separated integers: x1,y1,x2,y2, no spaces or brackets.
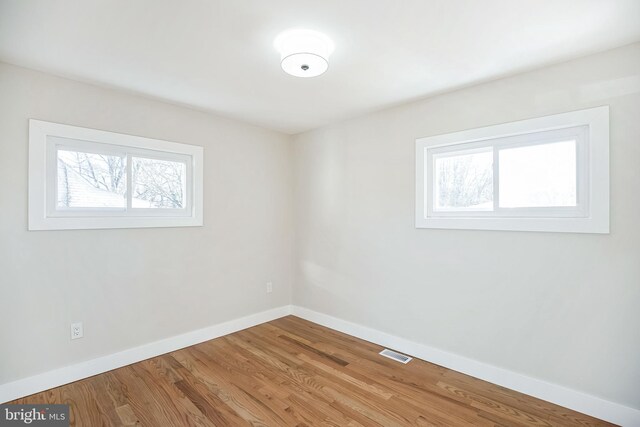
10,316,613,426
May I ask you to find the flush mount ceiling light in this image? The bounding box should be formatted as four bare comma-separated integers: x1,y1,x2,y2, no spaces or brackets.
274,29,334,78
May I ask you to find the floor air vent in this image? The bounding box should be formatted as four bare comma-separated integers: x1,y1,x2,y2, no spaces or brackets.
379,349,412,364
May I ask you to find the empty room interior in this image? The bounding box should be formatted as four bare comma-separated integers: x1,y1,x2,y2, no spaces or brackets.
1,1,639,426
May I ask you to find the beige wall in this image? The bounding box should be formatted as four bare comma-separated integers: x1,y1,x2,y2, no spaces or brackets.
292,43,640,409
0,62,293,384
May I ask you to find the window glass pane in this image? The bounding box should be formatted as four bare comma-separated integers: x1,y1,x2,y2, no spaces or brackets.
499,140,576,208
434,149,493,211
57,150,126,208
132,157,186,209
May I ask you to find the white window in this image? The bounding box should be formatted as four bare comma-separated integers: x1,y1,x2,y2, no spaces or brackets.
29,120,204,230
415,106,609,233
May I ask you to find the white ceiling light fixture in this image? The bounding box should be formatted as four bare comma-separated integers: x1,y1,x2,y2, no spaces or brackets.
274,29,334,78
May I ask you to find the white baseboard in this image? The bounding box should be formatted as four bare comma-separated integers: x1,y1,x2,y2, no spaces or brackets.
0,305,293,404
291,305,640,427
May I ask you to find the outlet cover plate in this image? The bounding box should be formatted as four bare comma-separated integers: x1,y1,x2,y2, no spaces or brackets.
71,322,83,340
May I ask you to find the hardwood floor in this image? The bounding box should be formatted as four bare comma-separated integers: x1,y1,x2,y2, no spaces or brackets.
10,316,613,426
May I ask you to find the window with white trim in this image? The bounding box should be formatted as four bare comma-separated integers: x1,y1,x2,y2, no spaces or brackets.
415,106,609,233
29,120,203,230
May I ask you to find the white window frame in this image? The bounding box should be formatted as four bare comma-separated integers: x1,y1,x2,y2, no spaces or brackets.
415,106,609,233
29,119,204,230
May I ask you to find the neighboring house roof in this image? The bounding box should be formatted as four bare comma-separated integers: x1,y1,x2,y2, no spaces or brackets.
57,160,150,208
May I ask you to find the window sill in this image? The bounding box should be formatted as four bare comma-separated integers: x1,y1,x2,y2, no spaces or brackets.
28,215,203,231
415,216,608,234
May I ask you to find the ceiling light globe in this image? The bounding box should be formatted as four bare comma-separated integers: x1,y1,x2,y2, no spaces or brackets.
274,29,333,78
281,53,328,78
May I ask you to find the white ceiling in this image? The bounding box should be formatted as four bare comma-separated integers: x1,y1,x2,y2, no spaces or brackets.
1,0,639,134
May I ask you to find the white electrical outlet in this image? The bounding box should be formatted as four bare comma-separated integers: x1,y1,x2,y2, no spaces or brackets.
71,322,83,340
266,282,273,293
